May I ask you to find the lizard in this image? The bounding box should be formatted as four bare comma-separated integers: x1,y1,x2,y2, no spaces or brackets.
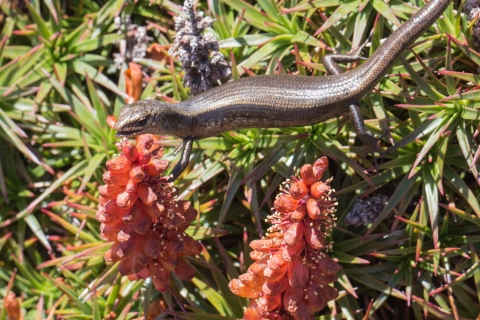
114,0,452,181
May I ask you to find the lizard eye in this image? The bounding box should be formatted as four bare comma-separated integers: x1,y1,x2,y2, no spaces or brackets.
133,117,148,127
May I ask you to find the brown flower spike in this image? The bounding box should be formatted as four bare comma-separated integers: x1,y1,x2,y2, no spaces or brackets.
97,135,202,291
229,157,341,320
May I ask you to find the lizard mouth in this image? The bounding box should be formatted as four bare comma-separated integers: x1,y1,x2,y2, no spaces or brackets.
115,128,147,138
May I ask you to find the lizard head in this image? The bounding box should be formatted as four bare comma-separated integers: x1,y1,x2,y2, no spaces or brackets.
115,100,167,137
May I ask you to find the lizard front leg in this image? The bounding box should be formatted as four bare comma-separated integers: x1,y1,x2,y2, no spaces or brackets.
167,138,193,182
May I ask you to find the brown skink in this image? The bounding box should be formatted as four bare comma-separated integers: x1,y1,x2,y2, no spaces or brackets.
115,0,452,181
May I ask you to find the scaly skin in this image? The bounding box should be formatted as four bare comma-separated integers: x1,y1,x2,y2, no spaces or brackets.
115,0,452,180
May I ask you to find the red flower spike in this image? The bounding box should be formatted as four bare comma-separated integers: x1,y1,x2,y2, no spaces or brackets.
135,267,151,280
178,206,197,229
229,157,339,319
142,201,164,219
104,200,123,214
239,273,263,292
105,242,121,262
178,236,202,256
97,135,201,293
151,262,170,291
303,282,326,312
117,230,131,242
142,230,163,257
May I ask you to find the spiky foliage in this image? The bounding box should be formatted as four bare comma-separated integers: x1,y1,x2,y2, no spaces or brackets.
1,0,480,319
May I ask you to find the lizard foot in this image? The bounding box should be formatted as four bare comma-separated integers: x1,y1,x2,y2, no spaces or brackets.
357,130,387,171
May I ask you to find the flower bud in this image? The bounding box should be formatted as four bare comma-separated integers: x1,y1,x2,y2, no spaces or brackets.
129,164,145,183
256,294,281,315
117,190,139,208
310,181,329,199
138,149,151,164
303,220,324,250
174,259,196,281
289,181,309,200
300,164,316,185
306,197,320,220
287,256,309,288
137,134,154,151
282,237,305,262
290,205,306,222
143,230,163,257
283,286,303,313
122,143,139,162
106,157,131,173
284,221,304,246
103,170,129,185
138,182,158,206
125,178,138,193
313,156,328,180
262,276,289,296
250,238,282,252
274,194,298,214
145,159,169,176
